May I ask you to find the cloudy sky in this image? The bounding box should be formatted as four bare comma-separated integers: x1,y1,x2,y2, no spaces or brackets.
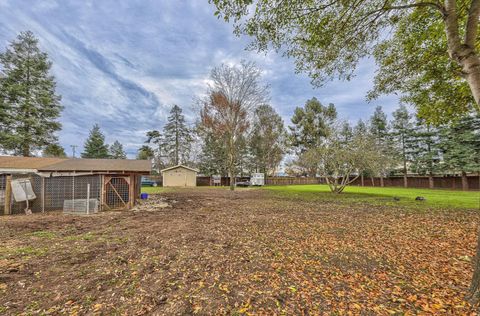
0,0,398,157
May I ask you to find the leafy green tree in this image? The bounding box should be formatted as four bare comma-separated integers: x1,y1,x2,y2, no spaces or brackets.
439,114,480,190
369,9,476,123
43,143,66,158
391,105,415,187
212,0,480,116
0,31,63,156
289,97,337,153
249,104,286,175
136,145,154,160
109,140,126,159
81,124,109,159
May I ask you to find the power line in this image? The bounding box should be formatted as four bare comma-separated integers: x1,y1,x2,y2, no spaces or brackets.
70,145,78,158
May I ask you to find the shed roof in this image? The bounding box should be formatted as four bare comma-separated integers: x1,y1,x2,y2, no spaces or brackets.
161,164,199,173
0,156,151,173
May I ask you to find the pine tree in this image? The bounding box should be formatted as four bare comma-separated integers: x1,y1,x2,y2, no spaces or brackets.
339,121,353,144
0,31,63,156
198,128,229,176
369,106,395,186
408,118,441,188
136,145,154,160
391,105,415,187
43,143,66,158
289,97,337,153
109,140,126,159
161,105,192,165
81,124,109,158
439,114,480,190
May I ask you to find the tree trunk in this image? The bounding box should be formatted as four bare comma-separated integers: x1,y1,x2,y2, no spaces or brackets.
468,226,480,304
22,144,30,157
371,176,375,187
462,54,480,109
360,174,364,186
403,173,408,188
461,171,469,191
229,173,235,191
380,175,384,187
428,174,434,189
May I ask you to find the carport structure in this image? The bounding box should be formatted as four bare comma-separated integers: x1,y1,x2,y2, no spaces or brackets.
0,156,151,214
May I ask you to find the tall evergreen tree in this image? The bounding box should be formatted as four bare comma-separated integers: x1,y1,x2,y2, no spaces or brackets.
289,97,337,153
162,105,192,165
197,127,229,176
109,140,127,159
136,145,154,160
369,106,395,186
43,143,66,158
408,118,441,188
439,114,480,191
370,106,388,142
391,105,415,187
249,104,286,175
0,31,63,156
339,121,353,144
81,124,109,159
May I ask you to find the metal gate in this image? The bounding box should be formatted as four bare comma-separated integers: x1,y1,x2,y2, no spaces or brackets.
104,176,130,210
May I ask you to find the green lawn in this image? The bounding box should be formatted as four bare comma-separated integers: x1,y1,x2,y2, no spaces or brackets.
141,184,480,210
140,186,170,194
266,184,480,210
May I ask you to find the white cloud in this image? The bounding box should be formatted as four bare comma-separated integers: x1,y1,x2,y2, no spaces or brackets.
0,0,399,158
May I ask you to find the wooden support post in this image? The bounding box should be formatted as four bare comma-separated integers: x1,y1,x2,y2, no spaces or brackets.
129,174,135,208
100,175,105,211
4,175,12,215
41,177,45,213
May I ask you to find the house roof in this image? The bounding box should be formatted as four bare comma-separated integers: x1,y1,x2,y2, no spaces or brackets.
0,156,67,170
161,164,199,173
0,156,151,173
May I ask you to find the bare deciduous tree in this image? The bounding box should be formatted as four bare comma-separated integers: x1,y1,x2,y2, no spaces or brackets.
200,61,269,190
313,122,383,194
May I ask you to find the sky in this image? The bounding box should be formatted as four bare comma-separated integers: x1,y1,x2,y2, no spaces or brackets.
0,0,398,158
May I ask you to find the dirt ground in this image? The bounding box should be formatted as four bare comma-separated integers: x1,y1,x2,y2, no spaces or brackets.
0,188,478,315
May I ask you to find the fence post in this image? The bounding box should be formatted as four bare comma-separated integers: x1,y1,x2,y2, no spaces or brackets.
41,177,45,213
4,175,12,215
72,176,75,213
86,183,90,215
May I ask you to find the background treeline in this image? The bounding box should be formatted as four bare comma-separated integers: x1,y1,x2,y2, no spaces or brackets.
138,62,479,192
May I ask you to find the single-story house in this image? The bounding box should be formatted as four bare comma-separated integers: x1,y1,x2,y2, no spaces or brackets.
0,156,151,214
161,165,198,187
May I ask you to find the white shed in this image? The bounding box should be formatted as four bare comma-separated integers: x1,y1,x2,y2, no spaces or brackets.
161,165,198,187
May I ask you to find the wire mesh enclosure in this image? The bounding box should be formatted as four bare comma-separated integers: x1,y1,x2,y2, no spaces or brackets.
1,173,102,214
105,176,130,210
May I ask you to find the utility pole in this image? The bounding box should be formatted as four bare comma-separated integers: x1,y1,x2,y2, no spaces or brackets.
70,145,78,158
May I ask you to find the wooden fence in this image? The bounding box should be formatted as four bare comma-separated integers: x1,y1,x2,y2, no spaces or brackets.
146,175,479,190
350,175,479,191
